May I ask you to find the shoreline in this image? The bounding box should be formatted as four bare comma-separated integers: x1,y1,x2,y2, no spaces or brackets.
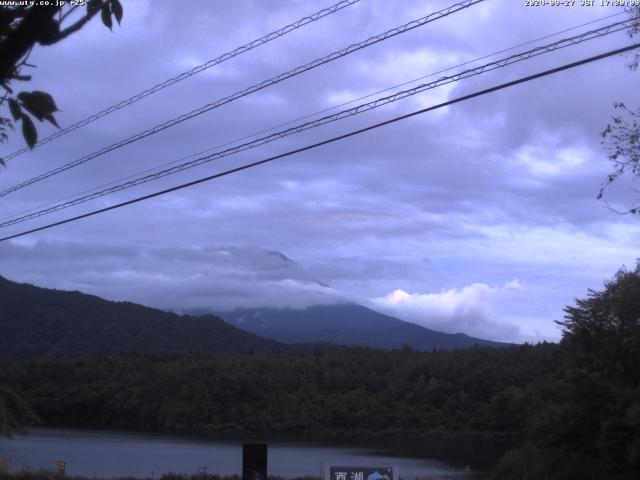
17,425,521,443
0,472,485,480
0,428,499,480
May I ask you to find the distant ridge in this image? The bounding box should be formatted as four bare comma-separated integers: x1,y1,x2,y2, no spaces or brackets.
215,303,507,350
0,275,281,359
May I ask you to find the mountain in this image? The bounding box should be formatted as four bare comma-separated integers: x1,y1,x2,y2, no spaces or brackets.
0,275,281,359
215,303,507,350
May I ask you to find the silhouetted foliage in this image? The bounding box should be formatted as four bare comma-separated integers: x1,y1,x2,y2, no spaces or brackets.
493,262,640,480
0,1,123,159
599,7,640,213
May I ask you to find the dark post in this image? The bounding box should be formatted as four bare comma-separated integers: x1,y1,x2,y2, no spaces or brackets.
242,443,267,480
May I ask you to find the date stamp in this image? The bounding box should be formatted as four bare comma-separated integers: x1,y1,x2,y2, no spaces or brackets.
525,0,640,6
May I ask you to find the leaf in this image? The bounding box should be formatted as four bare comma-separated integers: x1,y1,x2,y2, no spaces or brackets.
18,100,44,122
21,114,37,149
111,0,123,25
8,98,21,121
0,157,4,168
87,0,101,15
29,91,58,112
17,91,59,126
101,3,112,30
42,112,60,128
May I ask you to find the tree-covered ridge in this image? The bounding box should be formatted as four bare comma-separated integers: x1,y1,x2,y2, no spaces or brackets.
493,263,640,479
0,275,281,358
0,275,505,357
2,264,640,479
0,343,561,436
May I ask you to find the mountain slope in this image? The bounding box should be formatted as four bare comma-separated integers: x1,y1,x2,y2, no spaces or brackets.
0,276,281,359
216,304,507,349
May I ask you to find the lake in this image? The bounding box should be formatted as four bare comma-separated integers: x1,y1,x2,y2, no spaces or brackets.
0,429,508,479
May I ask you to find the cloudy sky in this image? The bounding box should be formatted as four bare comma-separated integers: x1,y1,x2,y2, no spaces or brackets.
0,0,639,343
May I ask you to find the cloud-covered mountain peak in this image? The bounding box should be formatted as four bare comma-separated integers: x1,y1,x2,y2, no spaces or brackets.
0,241,344,311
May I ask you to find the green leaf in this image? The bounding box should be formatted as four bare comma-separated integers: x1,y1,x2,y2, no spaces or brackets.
0,157,5,168
111,0,123,25
101,3,112,30
8,98,21,121
21,114,37,149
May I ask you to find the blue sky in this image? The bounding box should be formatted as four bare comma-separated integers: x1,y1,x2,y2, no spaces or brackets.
0,0,638,343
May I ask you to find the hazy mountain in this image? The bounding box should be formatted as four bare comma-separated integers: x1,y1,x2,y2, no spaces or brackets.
214,303,508,350
0,275,282,359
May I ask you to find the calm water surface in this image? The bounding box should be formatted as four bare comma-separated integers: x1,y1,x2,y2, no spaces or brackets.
0,429,503,479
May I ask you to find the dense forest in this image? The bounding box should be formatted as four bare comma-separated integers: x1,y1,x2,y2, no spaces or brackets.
0,344,560,436
1,263,639,479
493,264,640,479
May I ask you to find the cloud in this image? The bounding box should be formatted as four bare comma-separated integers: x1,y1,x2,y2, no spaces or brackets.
371,280,525,342
514,132,591,177
0,0,637,347
0,241,344,311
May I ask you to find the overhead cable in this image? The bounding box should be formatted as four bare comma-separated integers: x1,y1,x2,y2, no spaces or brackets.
1,11,627,224
1,42,638,242
0,18,633,229
1,0,362,161
0,0,484,198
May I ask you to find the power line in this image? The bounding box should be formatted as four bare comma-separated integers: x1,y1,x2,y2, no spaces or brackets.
0,18,632,229
1,0,363,161
2,42,638,243
0,0,484,199
2,10,624,224
1,12,625,224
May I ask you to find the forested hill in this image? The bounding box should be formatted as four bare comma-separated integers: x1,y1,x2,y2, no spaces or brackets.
216,304,507,350
0,275,281,358
0,344,562,437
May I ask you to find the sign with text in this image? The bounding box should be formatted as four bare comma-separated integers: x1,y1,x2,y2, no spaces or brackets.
327,466,394,480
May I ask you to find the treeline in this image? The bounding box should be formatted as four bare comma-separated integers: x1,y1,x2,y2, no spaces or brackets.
492,264,640,479
0,343,561,436
2,264,639,479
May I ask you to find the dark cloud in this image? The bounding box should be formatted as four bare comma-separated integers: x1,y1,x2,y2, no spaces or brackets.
0,0,638,342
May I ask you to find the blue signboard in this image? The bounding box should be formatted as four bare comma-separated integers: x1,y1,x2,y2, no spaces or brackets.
327,466,394,480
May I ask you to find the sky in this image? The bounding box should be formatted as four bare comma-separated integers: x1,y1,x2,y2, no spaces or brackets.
0,0,639,343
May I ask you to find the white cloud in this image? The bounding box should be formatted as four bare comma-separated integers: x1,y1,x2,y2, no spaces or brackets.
325,89,369,106
371,280,525,342
354,48,465,85
515,141,591,177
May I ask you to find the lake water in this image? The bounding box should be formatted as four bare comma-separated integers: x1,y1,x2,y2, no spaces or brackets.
0,429,505,479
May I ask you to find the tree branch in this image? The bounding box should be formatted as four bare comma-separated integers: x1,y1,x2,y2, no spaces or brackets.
50,4,104,43
59,5,80,24
0,6,60,82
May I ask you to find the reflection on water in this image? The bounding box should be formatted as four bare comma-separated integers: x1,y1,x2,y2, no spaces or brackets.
0,429,507,479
